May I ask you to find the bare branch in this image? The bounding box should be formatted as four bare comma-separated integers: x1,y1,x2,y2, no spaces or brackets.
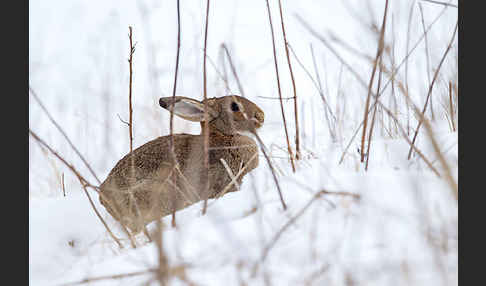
407,22,458,159
260,189,360,262
277,0,301,160
221,43,246,97
29,86,101,184
29,129,124,248
201,0,211,215
360,0,389,163
420,0,457,8
264,0,296,173
128,26,135,153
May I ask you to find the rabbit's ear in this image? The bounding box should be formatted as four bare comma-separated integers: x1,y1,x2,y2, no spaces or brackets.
159,96,217,122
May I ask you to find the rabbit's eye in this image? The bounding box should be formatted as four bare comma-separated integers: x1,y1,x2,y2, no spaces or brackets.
231,102,240,112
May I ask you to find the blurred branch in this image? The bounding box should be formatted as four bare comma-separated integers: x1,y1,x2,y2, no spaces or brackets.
295,4,448,165
29,86,101,184
60,264,193,286
221,43,246,97
365,59,384,171
169,0,182,227
361,0,389,163
407,21,458,159
252,129,287,211
287,43,336,124
420,0,458,8
295,14,441,177
29,129,124,249
419,3,435,120
259,189,360,263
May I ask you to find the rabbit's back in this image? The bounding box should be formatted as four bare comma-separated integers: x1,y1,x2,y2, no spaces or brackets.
101,134,197,190
99,132,259,232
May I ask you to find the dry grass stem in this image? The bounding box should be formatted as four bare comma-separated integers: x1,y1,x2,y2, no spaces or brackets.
396,81,458,199
61,173,66,197
277,0,301,160
405,1,416,135
29,86,101,184
264,0,296,173
29,129,125,249
365,60,384,171
310,44,336,140
201,0,211,215
420,0,458,8
287,44,336,124
449,81,456,131
216,153,258,198
295,6,448,164
418,3,435,120
360,0,389,163
259,189,360,263
407,21,458,159
169,0,182,227
221,43,246,97
60,265,192,286
418,107,458,200
252,130,287,210
295,15,441,176
128,26,135,153
61,269,154,286
155,220,169,285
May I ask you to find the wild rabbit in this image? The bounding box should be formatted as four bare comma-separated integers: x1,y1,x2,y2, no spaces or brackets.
99,95,264,234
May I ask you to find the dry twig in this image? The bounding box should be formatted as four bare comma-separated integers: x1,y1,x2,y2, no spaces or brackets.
128,26,135,153
264,0,296,172
168,0,182,227
29,129,125,248
252,130,287,210
360,0,389,163
295,15,441,177
221,43,246,97
259,189,360,263
365,59,384,171
29,86,101,184
449,81,456,131
277,0,301,160
407,22,458,159
201,0,211,215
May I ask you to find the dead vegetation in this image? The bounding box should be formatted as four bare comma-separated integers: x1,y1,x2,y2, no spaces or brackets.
29,0,457,285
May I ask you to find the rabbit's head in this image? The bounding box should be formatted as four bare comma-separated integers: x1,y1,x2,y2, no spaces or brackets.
159,95,264,135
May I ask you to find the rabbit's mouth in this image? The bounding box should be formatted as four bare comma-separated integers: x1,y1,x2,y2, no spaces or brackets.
253,119,263,129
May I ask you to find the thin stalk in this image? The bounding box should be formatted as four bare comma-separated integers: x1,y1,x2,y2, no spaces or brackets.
264,0,296,172
128,26,135,153
202,0,211,214
419,3,435,120
277,0,301,160
360,0,389,163
169,0,182,227
407,22,458,159
221,43,246,97
365,59,384,171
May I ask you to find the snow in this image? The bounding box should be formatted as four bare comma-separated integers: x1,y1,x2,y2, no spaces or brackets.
29,0,458,285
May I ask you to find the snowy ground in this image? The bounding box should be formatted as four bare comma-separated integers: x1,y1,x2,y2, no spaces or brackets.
29,0,458,285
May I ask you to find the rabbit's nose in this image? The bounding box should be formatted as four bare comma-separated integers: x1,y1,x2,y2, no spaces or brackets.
159,98,168,108
255,111,264,124
253,111,264,128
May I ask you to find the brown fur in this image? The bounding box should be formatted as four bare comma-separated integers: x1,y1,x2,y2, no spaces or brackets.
99,95,264,233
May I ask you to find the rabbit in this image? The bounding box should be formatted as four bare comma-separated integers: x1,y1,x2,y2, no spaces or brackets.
99,95,264,234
